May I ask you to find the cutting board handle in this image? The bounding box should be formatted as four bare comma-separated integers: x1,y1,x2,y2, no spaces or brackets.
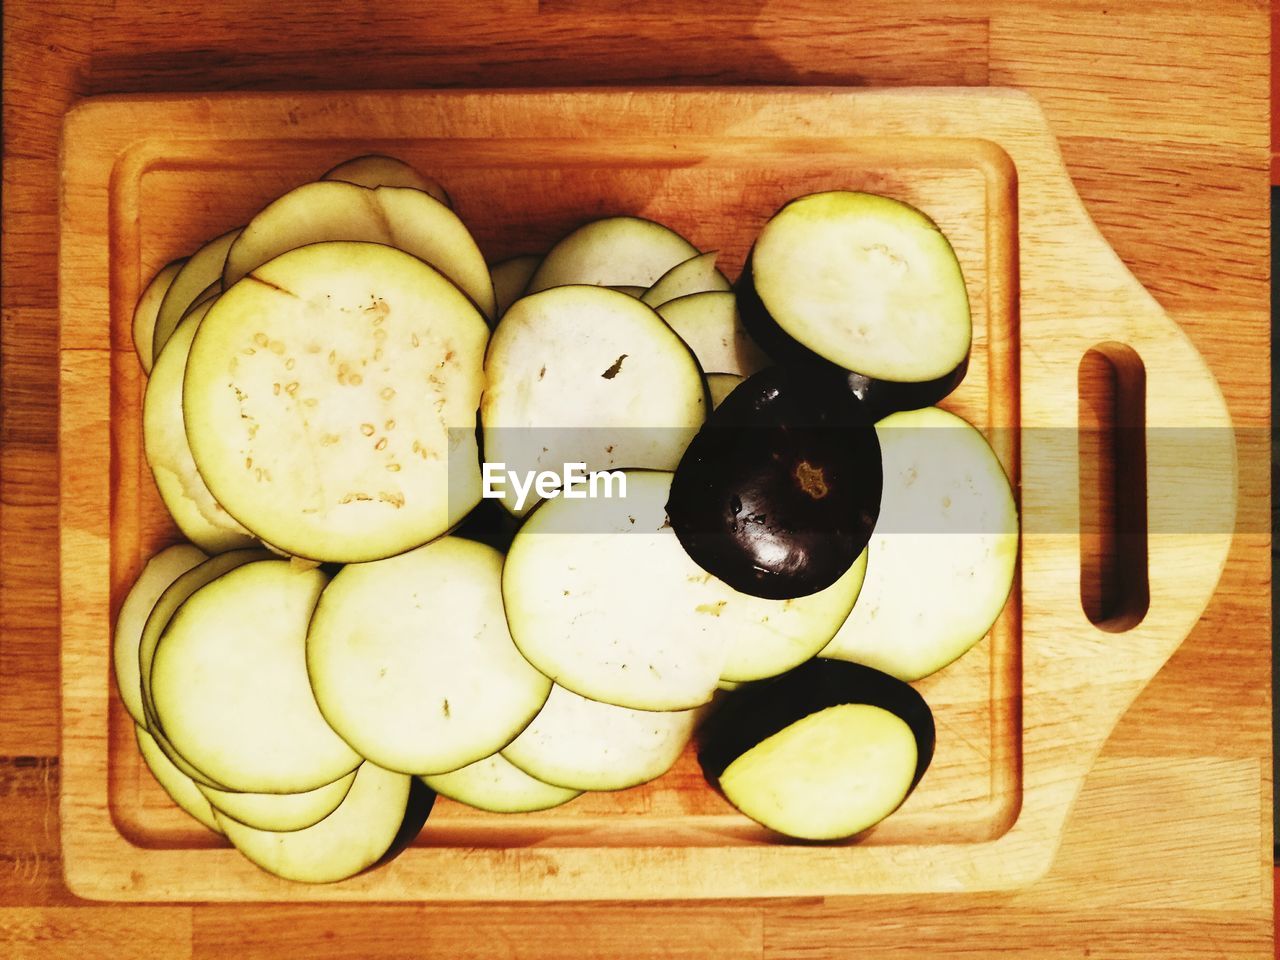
1018,140,1238,688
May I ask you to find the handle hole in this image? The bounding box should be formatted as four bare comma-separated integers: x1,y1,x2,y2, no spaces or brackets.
1078,342,1149,632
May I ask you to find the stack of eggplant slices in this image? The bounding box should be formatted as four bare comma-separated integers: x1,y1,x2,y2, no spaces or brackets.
116,155,1018,883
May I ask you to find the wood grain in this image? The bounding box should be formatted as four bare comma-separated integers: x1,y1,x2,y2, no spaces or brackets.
1,0,1270,955
61,92,1029,898
55,86,1240,901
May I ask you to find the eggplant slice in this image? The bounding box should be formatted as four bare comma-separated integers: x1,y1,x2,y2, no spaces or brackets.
135,725,224,835
502,684,702,792
151,560,362,794
820,406,1018,681
112,543,206,727
197,769,358,834
133,258,185,374
216,762,434,884
223,180,495,320
737,191,970,411
526,216,698,294
422,753,581,814
481,284,706,517
184,241,488,563
699,659,935,841
152,227,241,366
490,253,542,319
306,537,552,776
321,154,451,207
144,300,259,555
640,251,731,308
656,291,770,377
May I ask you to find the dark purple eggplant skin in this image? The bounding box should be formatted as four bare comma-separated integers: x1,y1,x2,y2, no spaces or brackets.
736,253,968,419
372,777,436,870
698,659,935,790
666,365,882,600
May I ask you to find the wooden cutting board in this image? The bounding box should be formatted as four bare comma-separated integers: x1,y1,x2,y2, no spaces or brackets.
58,87,1237,901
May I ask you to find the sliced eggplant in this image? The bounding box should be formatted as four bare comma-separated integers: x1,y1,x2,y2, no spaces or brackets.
656,291,770,377
151,560,362,793
640,251,731,308
820,406,1018,681
321,154,451,207
490,254,542,319
135,724,223,834
112,543,206,726
481,284,706,517
197,769,357,833
184,241,488,563
699,659,934,840
526,216,698,294
132,259,185,374
706,372,743,409
608,284,647,297
504,470,861,708
143,300,258,555
421,753,581,814
502,684,701,792
503,470,728,711
139,547,272,733
152,227,240,365
737,191,970,409
667,365,882,600
216,762,434,884
306,537,552,775
222,180,495,319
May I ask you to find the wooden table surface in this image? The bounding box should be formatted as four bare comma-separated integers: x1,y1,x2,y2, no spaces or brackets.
2,1,1272,957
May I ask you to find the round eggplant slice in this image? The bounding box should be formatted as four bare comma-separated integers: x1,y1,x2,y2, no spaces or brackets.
152,227,241,366
737,191,970,405
526,216,698,294
306,537,552,776
705,372,744,410
820,406,1018,681
223,180,495,320
216,762,434,884
490,254,542,319
321,154,451,207
641,251,731,308
151,560,362,794
184,241,488,563
699,659,934,841
139,548,272,733
667,365,882,600
112,543,207,726
197,769,357,833
608,285,647,297
135,724,223,835
656,291,770,377
503,470,861,709
501,684,701,792
144,300,259,555
481,285,706,517
422,752,581,814
133,259,185,374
